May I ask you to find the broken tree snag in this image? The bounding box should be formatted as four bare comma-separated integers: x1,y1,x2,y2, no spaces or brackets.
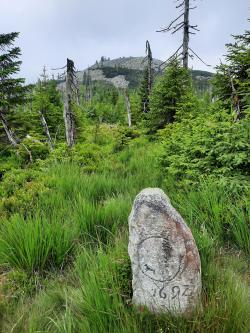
0,111,19,147
64,58,76,148
125,90,132,127
146,40,153,96
39,71,54,150
39,110,54,149
141,40,153,113
84,68,92,102
183,0,190,68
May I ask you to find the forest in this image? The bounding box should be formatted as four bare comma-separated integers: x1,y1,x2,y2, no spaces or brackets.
0,1,249,332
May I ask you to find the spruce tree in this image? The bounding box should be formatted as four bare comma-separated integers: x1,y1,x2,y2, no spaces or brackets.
213,25,250,119
148,58,191,132
0,32,27,147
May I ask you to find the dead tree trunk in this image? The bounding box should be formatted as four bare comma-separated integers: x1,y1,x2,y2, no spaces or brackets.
146,40,153,95
85,68,92,102
0,110,33,162
0,111,19,147
125,90,132,127
64,58,75,148
38,71,54,150
183,0,190,68
20,142,33,163
39,110,54,149
142,41,153,114
229,74,241,120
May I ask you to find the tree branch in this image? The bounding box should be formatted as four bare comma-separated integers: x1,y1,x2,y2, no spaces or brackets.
189,25,200,31
156,13,184,33
159,44,183,68
51,65,67,70
188,47,211,67
176,1,184,9
172,23,184,34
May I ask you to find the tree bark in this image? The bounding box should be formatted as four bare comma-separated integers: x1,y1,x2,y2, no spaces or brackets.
64,58,75,148
125,90,132,127
183,0,190,68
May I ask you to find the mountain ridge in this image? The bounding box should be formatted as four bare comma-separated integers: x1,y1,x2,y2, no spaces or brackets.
72,56,213,91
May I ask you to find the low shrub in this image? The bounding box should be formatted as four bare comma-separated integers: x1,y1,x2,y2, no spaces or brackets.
17,137,50,163
159,104,250,188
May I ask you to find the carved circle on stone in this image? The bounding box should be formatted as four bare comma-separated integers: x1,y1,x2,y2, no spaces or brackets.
128,188,202,314
138,236,183,282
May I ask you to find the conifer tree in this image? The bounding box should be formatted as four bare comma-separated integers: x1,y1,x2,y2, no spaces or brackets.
213,25,250,119
148,58,191,132
0,32,27,147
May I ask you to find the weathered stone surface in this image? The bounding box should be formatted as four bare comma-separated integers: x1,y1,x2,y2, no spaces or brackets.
128,188,201,314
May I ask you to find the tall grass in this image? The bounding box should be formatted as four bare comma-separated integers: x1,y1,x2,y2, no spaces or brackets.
228,200,250,255
164,179,250,256
0,141,249,332
5,238,250,333
0,213,76,274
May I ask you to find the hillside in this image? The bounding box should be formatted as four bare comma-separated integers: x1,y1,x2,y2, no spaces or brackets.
90,56,162,71
75,56,213,92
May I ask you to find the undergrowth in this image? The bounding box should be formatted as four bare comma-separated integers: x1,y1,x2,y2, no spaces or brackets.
0,135,249,332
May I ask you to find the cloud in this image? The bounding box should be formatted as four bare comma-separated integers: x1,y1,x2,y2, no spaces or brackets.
0,0,249,82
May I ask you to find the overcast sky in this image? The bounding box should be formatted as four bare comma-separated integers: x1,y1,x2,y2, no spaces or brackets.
1,0,249,82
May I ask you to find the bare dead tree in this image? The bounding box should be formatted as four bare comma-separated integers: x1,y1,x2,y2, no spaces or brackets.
182,0,190,68
38,66,54,150
39,107,54,150
40,65,49,82
64,58,76,148
157,0,209,68
84,68,92,102
146,40,153,95
124,89,132,127
141,40,154,113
